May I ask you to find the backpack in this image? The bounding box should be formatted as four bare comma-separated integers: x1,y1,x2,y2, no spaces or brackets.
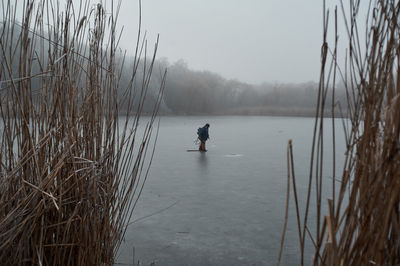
197,127,201,136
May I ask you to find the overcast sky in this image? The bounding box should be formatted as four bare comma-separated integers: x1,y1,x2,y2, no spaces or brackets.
115,0,340,84
7,0,367,85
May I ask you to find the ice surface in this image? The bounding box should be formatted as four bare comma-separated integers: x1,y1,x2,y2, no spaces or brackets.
116,116,346,266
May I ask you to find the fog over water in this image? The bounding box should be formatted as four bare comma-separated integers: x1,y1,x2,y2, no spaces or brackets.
5,1,371,116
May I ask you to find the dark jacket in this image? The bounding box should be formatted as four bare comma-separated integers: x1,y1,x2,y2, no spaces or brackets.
197,126,209,141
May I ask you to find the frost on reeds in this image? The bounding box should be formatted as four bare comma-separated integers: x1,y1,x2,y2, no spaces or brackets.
278,0,399,265
0,0,166,265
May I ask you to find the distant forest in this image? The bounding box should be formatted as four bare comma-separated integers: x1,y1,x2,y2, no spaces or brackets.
1,23,347,117
136,58,348,117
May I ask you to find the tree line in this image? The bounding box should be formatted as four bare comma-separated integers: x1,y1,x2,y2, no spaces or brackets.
1,23,347,117
136,58,348,116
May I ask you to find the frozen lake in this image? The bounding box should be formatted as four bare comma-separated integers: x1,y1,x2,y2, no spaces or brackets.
116,116,346,265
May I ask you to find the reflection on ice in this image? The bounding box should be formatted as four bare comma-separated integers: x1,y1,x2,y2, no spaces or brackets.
197,152,208,167
224,154,244,157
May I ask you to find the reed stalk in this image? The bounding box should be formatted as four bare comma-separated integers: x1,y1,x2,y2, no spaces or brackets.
0,0,166,265
278,0,400,265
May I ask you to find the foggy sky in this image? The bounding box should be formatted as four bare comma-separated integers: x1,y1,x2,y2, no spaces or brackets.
116,0,334,84
8,0,369,85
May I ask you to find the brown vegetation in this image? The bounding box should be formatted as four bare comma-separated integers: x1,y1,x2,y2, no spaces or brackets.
0,0,165,265
278,0,400,265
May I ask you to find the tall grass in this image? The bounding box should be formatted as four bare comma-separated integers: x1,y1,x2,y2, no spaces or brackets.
0,0,166,265
278,0,400,265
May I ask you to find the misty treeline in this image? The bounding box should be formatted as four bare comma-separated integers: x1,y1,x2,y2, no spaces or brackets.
120,57,348,116
1,22,347,117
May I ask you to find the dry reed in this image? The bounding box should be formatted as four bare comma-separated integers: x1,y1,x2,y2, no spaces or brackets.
0,0,166,265
278,0,400,265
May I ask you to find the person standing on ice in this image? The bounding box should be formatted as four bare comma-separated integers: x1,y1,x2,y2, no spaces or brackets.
197,123,210,151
